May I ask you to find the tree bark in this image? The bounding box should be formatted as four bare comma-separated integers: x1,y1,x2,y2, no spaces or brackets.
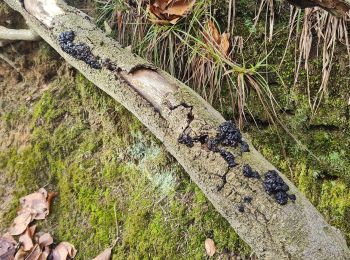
2,0,350,259
0,26,40,41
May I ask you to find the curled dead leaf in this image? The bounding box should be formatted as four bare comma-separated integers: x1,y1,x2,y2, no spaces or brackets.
25,244,42,260
92,247,112,260
19,188,56,220
51,242,77,260
36,232,53,248
0,233,17,260
46,192,57,212
203,21,231,57
8,210,34,236
19,225,36,251
204,238,216,257
148,0,195,25
38,246,51,260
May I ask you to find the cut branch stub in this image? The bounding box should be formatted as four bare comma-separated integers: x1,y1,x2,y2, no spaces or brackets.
3,0,350,259
0,26,40,41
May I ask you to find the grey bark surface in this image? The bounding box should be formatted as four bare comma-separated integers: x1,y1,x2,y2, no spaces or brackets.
0,26,40,41
3,0,350,259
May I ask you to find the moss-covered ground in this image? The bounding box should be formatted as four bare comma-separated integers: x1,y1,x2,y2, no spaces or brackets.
0,0,349,259
0,44,250,258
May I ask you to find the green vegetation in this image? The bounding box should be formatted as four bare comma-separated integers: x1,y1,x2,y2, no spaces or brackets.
0,73,250,258
0,0,349,258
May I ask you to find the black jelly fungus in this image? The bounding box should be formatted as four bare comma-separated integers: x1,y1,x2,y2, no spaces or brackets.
289,194,296,201
263,170,289,195
238,204,245,213
177,121,249,169
217,121,242,147
240,141,250,152
263,170,296,205
219,149,237,168
178,132,194,147
242,164,260,179
243,196,252,203
274,191,288,205
58,31,101,69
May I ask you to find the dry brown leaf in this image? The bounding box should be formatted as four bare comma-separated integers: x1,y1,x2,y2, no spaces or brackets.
46,192,57,211
204,238,216,257
0,233,17,260
220,33,230,57
51,242,77,260
164,0,195,16
37,246,51,260
92,247,112,260
148,0,195,25
203,21,230,57
205,20,220,45
8,210,34,236
19,225,36,251
36,233,53,248
19,189,48,220
19,188,56,220
25,244,42,260
14,247,27,260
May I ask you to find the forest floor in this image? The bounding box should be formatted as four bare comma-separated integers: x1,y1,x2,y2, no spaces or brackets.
0,34,252,260
0,1,349,259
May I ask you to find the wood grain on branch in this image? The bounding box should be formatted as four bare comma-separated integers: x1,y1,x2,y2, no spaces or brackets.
0,26,40,41
2,0,350,259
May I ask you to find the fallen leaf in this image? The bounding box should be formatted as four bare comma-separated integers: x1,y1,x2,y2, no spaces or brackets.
19,188,55,220
36,232,53,248
205,20,220,44
38,246,51,260
203,21,231,57
14,247,27,260
220,33,230,56
148,0,195,25
8,210,34,236
51,242,77,260
92,247,112,260
0,233,17,260
19,225,36,251
46,192,57,212
204,238,216,257
25,244,42,260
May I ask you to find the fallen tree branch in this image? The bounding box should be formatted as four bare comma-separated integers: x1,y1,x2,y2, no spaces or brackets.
0,26,40,41
3,0,350,259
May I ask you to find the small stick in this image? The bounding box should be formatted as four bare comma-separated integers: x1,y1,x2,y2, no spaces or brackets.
0,26,40,41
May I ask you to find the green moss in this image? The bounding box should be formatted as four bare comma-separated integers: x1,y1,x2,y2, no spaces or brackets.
1,73,250,258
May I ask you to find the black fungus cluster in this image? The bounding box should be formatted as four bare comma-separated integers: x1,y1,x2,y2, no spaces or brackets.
218,148,237,168
217,121,249,152
58,31,101,69
263,170,296,205
238,204,245,213
243,196,252,203
238,196,253,213
178,132,194,147
242,164,260,178
178,121,249,169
